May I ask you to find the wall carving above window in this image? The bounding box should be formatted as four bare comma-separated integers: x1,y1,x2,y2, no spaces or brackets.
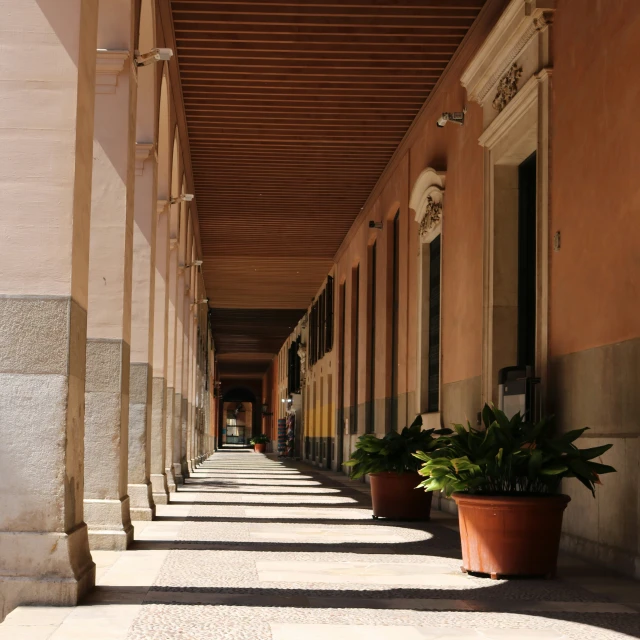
492,63,523,112
410,167,446,244
419,197,443,240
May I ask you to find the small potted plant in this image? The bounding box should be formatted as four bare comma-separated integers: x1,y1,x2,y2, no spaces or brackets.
414,405,616,578
250,433,269,454
343,416,451,520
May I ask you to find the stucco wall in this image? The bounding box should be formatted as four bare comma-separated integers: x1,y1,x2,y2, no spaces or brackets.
549,0,640,575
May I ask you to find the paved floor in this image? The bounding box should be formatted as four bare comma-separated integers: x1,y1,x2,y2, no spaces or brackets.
3,450,640,639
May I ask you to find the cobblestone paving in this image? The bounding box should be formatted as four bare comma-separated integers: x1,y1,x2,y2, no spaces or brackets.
126,451,640,640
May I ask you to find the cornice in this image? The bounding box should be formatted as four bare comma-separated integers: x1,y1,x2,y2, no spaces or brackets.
135,142,155,176
461,0,554,106
95,49,129,94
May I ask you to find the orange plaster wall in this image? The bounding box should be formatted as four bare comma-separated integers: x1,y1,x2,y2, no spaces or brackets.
550,0,640,356
333,0,504,401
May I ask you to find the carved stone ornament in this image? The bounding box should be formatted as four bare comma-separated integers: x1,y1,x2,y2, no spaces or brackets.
492,63,523,112
419,196,442,239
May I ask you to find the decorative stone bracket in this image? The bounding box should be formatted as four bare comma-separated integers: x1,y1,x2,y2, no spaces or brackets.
96,49,129,94
409,167,445,243
135,143,155,176
157,199,168,216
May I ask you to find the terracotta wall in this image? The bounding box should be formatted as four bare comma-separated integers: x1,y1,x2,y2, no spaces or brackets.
549,0,640,574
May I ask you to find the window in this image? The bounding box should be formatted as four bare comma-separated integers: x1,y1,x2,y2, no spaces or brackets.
427,234,441,413
351,265,360,434
390,212,400,430
367,242,377,433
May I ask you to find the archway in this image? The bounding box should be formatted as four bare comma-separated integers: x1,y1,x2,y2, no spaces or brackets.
219,387,258,449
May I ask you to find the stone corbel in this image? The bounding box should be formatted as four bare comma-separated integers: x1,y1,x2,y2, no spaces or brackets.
135,143,154,176
409,168,446,243
169,237,178,250
157,199,169,216
96,49,129,94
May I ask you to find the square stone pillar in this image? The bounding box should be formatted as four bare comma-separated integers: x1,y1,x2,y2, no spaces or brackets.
0,0,98,618
150,200,170,504
84,1,137,550
173,268,187,484
128,139,158,521
165,239,179,489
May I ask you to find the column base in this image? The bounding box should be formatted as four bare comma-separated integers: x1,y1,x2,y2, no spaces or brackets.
151,473,169,505
173,462,184,485
165,466,177,492
0,525,95,622
128,482,155,521
84,497,134,551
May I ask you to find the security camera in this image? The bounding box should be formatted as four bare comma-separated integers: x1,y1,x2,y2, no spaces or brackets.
436,109,466,128
368,221,383,229
170,193,194,204
135,48,174,67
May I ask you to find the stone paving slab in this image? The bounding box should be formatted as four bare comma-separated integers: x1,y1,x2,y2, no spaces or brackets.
3,451,640,640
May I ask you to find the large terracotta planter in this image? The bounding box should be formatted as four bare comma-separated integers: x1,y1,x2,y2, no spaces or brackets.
253,443,266,453
369,472,432,521
453,493,571,579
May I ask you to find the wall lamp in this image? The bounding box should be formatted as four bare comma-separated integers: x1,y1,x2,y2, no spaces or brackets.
184,260,203,269
368,221,383,230
134,48,173,67
436,108,467,128
170,193,194,204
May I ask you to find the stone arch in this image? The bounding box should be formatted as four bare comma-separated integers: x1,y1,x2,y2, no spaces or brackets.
157,72,171,201
169,129,181,243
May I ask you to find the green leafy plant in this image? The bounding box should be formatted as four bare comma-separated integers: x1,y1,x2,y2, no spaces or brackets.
414,405,616,498
250,433,269,445
343,416,452,480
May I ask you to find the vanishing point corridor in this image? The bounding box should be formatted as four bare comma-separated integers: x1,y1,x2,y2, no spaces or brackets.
3,450,639,639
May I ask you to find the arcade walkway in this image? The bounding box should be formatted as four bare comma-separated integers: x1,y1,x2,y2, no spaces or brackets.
2,452,639,640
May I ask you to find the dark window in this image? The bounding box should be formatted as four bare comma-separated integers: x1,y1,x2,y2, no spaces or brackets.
351,265,360,434
325,276,334,351
337,282,346,465
390,212,400,431
518,152,537,369
367,242,377,433
427,234,441,413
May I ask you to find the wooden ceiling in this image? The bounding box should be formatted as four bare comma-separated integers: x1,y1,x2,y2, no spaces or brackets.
171,0,486,376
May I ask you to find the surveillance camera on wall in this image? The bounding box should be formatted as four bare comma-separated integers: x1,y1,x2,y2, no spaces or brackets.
436,109,467,128
135,48,174,67
368,221,383,229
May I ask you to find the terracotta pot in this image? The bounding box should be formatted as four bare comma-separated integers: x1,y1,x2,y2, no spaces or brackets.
253,443,266,453
369,472,432,521
453,493,571,579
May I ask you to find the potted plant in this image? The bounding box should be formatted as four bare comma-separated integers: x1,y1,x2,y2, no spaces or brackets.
343,416,451,521
250,433,269,453
414,405,616,579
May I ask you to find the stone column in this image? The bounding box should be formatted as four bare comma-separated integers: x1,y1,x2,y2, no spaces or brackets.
0,0,98,617
150,200,170,503
128,139,157,521
181,285,191,477
165,236,179,489
174,266,186,484
84,1,136,551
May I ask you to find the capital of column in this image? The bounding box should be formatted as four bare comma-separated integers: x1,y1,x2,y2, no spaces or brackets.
135,143,155,176
96,50,130,94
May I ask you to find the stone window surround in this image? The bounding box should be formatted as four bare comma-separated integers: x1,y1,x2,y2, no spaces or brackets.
410,167,445,428
461,0,554,408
